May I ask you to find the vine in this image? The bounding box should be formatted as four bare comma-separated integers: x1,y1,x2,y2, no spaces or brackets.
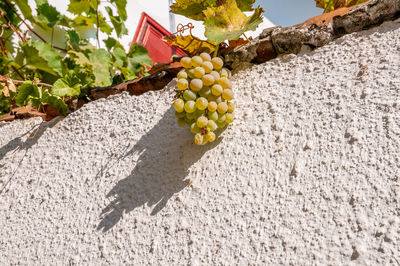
0,0,152,118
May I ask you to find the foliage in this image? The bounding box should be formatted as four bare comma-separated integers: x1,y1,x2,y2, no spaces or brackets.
164,34,216,56
315,0,369,13
0,0,152,116
170,0,264,45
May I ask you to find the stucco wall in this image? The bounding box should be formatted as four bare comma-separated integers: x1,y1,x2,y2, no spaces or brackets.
1,20,399,265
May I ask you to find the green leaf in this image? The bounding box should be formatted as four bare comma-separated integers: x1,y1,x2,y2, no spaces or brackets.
204,0,263,44
66,30,80,50
41,91,68,116
111,0,127,21
51,76,81,97
105,6,128,38
67,0,96,15
104,37,117,51
98,15,113,35
103,37,125,52
170,0,215,21
36,1,61,27
127,44,152,75
21,41,63,76
0,90,12,115
113,47,126,68
15,81,40,106
14,0,36,22
236,0,256,11
89,49,112,86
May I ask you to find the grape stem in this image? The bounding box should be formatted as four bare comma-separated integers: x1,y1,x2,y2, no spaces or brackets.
213,45,219,58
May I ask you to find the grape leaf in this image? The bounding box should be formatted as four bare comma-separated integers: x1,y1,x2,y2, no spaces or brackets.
89,49,112,86
67,0,96,15
110,0,127,21
66,30,80,50
14,0,36,22
113,48,126,68
105,7,128,38
36,1,61,27
98,14,113,35
15,81,40,106
236,0,256,12
315,0,368,13
170,0,255,21
204,0,264,44
41,91,68,116
164,35,216,56
127,44,152,75
51,75,81,97
21,41,63,76
170,0,213,21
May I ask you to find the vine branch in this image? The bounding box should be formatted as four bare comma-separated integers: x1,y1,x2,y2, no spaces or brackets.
3,0,68,52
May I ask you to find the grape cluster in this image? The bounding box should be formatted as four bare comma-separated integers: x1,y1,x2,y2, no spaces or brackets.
173,53,234,145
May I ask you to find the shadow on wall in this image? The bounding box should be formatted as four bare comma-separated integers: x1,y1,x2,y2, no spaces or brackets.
0,118,60,194
97,107,222,232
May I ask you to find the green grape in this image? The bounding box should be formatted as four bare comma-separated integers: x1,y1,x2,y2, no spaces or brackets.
177,79,188,90
208,101,217,112
194,133,203,145
201,61,213,73
187,68,196,79
194,109,205,117
225,113,234,123
216,121,227,128
207,120,217,131
202,74,215,86
190,79,203,92
196,97,208,110
177,71,188,79
177,118,186,127
208,111,218,121
222,67,232,79
199,86,211,98
211,57,223,70
222,89,234,101
211,84,223,96
210,71,220,82
194,67,205,78
217,113,226,123
217,102,228,114
227,102,234,113
183,90,197,101
191,56,203,67
175,111,185,118
173,98,184,112
205,131,216,142
180,57,192,69
219,68,229,78
196,116,208,128
184,117,193,125
175,53,233,146
218,77,232,89
184,100,197,113
186,111,196,120
200,52,211,62
207,94,217,102
190,123,200,134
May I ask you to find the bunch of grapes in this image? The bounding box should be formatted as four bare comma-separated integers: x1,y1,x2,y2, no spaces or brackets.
173,53,235,145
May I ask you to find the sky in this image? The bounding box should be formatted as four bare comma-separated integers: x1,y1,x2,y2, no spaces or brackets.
27,0,323,51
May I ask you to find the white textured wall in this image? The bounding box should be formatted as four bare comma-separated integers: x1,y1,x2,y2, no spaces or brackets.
1,20,399,265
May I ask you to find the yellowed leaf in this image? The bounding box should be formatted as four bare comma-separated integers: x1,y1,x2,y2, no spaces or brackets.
315,0,368,13
164,35,216,56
